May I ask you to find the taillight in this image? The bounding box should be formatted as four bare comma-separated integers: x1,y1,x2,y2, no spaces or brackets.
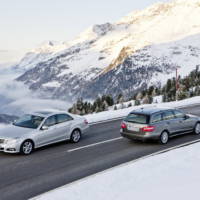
84,119,88,125
121,122,127,129
140,126,155,132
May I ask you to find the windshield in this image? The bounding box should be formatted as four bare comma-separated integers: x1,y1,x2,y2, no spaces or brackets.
13,114,44,129
125,113,149,124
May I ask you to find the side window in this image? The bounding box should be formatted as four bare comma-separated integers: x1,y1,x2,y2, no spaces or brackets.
43,115,57,127
174,110,185,118
57,114,73,124
163,111,175,121
151,113,162,123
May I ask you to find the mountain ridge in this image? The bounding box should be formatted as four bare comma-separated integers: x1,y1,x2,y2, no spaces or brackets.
16,0,200,100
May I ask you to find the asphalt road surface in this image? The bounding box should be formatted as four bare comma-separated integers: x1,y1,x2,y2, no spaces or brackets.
0,105,200,200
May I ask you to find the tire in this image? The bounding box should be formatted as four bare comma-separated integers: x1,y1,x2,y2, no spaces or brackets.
159,131,169,144
70,129,81,143
194,122,200,135
20,140,34,155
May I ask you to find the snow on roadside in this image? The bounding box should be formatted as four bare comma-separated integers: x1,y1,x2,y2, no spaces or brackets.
0,124,7,129
33,141,200,200
85,96,200,123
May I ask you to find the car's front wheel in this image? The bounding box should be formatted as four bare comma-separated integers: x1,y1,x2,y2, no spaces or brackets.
20,140,34,155
159,131,169,144
194,122,200,135
70,129,81,143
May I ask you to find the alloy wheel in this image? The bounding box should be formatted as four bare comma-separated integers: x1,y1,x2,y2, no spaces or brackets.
160,131,169,144
71,130,81,143
195,123,200,135
21,141,33,155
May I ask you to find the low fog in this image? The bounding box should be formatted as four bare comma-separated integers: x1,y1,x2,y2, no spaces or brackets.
0,66,70,116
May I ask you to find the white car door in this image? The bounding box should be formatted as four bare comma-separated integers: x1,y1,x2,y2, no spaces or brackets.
55,114,74,140
36,115,58,147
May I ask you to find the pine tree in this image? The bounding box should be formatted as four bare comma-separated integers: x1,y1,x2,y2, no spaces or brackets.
148,86,154,96
114,105,118,110
155,87,161,96
135,99,141,105
178,91,188,100
117,94,124,104
166,79,172,93
128,102,132,107
105,95,114,106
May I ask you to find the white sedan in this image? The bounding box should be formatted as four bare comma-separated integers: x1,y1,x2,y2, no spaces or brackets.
0,111,89,155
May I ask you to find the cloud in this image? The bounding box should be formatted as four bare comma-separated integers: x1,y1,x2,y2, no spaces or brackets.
0,50,9,53
0,49,25,63
0,68,70,116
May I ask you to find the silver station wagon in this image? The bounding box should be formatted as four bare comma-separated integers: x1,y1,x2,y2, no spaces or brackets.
120,107,200,144
0,111,89,155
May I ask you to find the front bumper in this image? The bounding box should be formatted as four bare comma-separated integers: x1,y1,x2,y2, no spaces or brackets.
0,142,21,154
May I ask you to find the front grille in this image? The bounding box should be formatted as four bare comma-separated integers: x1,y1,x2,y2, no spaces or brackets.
0,139,5,144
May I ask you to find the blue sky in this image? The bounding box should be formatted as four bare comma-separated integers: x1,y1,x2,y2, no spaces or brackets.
0,0,169,63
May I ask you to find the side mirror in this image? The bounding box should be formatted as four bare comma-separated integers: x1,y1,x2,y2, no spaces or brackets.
184,115,190,120
12,120,17,125
41,126,48,131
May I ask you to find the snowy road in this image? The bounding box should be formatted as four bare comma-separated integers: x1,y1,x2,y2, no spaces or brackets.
0,105,200,200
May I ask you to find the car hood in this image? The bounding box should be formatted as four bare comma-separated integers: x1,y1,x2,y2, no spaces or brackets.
0,125,35,139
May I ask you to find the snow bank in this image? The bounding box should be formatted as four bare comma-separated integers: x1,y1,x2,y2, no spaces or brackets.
0,124,7,129
85,96,200,123
152,95,163,104
33,141,200,200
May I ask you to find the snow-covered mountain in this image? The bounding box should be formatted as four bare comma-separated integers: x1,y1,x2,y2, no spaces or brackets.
16,0,200,100
14,41,68,72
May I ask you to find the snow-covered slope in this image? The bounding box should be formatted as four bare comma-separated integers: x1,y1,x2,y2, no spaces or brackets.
14,41,68,72
16,0,200,100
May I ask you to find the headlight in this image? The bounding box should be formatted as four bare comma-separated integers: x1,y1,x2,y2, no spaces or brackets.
4,138,20,145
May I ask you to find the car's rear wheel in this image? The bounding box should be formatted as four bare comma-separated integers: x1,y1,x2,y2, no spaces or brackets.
70,129,81,143
159,131,169,144
20,140,34,155
194,123,200,135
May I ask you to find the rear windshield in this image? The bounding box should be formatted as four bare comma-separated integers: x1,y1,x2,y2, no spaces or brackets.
125,113,149,124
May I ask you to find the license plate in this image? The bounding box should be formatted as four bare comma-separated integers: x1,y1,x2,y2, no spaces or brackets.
127,123,140,132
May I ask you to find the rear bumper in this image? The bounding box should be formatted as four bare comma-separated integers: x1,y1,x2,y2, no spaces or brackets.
82,125,90,134
120,130,159,141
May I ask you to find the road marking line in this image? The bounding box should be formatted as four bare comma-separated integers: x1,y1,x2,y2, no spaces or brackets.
68,137,123,153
